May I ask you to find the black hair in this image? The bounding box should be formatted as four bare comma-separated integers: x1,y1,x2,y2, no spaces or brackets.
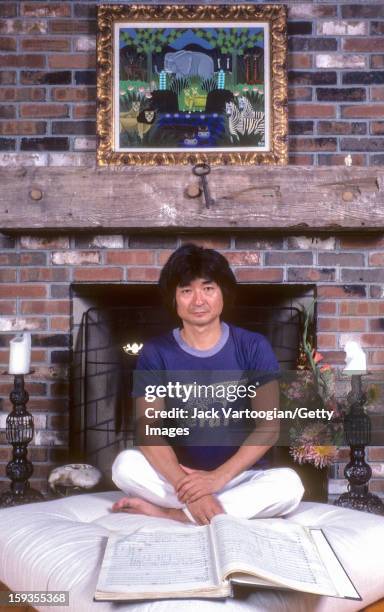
159,243,237,315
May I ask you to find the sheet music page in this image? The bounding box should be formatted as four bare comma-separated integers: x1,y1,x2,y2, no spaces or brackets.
96,526,220,595
212,515,339,596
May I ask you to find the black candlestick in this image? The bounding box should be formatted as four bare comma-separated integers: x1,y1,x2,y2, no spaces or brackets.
0,374,44,507
334,374,384,515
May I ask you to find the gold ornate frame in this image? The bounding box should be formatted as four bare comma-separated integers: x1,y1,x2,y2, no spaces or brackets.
97,4,288,166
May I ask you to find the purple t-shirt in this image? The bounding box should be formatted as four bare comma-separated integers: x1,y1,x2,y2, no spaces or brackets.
135,322,280,469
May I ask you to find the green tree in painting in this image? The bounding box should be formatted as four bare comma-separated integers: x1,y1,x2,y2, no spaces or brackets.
196,28,263,84
121,29,181,82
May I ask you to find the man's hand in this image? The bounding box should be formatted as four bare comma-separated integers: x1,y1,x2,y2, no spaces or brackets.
186,494,225,525
176,465,228,504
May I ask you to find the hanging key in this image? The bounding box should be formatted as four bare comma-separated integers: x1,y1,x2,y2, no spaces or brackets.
192,163,214,209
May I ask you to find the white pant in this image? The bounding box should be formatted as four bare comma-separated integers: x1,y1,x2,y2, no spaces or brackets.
112,449,304,521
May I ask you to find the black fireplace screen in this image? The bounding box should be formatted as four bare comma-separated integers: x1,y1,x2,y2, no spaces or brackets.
71,303,303,478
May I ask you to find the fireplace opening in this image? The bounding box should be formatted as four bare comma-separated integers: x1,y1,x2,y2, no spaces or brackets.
70,283,315,483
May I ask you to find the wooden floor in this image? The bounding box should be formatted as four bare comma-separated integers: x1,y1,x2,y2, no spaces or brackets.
0,582,33,612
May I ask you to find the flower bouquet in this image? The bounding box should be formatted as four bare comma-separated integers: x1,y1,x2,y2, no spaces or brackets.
280,302,345,470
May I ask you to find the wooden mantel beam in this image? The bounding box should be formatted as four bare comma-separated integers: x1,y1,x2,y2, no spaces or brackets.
1,165,384,232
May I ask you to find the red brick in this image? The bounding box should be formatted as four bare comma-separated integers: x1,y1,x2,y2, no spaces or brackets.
318,318,366,332
20,300,70,315
265,252,312,265
318,252,365,266
343,38,384,53
28,398,68,412
368,319,384,331
179,236,230,249
317,333,337,349
48,414,69,430
126,268,160,282
371,55,384,69
222,251,260,266
317,302,337,315
319,286,366,300
0,382,46,395
0,87,46,102
368,447,384,461
0,300,16,315
361,334,384,348
50,316,70,331
290,137,337,152
0,285,47,298
288,154,314,165
0,269,16,282
49,19,96,34
0,71,16,85
371,88,384,102
73,267,123,282
31,465,52,480
20,237,69,249
235,268,283,282
289,104,335,119
318,153,366,166
73,103,96,119
288,268,335,282
51,87,96,102
335,447,351,461
51,381,69,396
21,38,70,52
29,447,48,462
288,87,312,102
20,268,69,282
340,235,384,249
48,54,95,70
31,349,47,363
371,122,384,135
20,253,47,266
0,254,19,265
0,448,11,462
0,55,46,68
369,253,384,266
106,251,155,265
0,4,17,18
0,104,15,119
287,54,313,69
369,481,384,494
320,351,347,365
20,103,68,118
157,250,177,266
21,4,71,18
0,37,16,52
341,105,384,119
340,301,384,316
0,120,46,135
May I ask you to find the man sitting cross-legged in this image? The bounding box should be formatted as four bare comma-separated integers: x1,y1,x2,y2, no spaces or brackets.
112,244,304,525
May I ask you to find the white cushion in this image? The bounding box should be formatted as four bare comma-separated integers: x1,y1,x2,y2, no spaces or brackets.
0,492,383,612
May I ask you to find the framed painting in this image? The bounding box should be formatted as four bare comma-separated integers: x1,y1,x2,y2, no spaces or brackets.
97,4,288,166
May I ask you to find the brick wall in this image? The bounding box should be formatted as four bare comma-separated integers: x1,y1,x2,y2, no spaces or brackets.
0,232,384,499
0,1,384,166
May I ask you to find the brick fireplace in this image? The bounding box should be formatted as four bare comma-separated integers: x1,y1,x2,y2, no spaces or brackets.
1,231,384,500
1,0,384,501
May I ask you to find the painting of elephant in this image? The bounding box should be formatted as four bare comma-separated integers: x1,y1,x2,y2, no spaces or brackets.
163,50,214,80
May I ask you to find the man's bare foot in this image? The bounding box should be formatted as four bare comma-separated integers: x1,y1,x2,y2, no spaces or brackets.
111,496,190,523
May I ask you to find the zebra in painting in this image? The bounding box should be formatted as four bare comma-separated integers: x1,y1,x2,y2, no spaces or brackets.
225,100,265,143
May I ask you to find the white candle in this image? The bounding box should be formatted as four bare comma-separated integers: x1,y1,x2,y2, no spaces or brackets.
343,341,367,375
9,333,31,375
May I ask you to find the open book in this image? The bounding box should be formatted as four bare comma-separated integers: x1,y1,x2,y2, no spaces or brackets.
95,514,360,601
